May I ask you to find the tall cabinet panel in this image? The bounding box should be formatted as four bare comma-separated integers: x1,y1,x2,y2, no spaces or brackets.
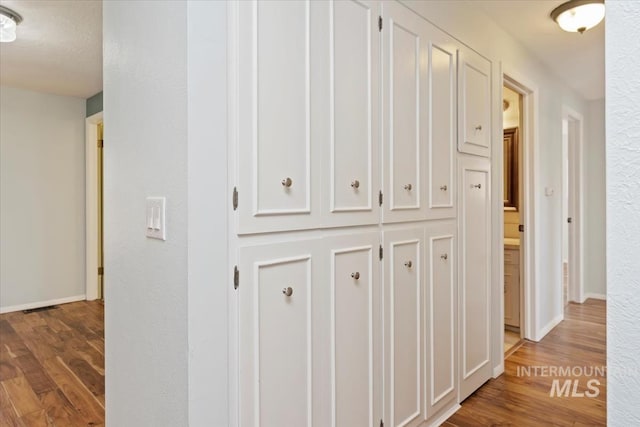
323,0,380,227
457,47,491,157
236,0,321,234
425,222,457,417
383,227,425,427
325,232,382,427
382,2,428,224
426,29,457,219
458,155,492,401
238,239,323,427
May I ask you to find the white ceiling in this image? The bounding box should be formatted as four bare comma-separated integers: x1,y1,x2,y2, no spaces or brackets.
472,0,605,100
0,0,102,99
0,0,604,101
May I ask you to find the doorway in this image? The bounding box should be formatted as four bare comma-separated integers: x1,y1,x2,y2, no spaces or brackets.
502,85,524,355
86,112,104,301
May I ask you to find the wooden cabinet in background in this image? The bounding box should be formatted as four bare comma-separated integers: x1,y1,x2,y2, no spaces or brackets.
504,246,521,328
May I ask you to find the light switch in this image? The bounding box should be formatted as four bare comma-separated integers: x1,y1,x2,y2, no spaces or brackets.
146,197,166,240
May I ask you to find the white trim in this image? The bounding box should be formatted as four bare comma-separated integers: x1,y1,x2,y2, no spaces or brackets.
85,111,103,301
584,293,606,301
426,403,461,427
562,106,585,306
501,69,539,344
534,313,563,342
0,295,86,314
493,364,505,378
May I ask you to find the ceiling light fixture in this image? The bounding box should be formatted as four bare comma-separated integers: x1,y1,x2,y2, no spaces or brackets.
0,5,23,43
551,0,604,34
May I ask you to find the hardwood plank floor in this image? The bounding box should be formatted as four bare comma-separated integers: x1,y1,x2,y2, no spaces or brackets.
0,301,104,426
446,299,606,426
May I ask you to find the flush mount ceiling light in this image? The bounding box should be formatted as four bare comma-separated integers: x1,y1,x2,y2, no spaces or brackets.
0,5,23,43
551,0,605,34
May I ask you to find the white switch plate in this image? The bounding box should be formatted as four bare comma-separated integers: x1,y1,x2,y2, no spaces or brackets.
146,197,166,240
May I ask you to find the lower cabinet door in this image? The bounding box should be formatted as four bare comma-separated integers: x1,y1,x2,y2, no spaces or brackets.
238,239,322,427
425,222,457,417
383,227,425,427
325,232,382,427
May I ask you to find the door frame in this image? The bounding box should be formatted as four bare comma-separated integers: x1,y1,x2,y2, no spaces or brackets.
562,106,585,303
85,111,103,301
500,70,539,346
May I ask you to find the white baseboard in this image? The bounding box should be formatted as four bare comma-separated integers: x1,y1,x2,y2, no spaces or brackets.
584,293,606,301
534,313,564,341
493,363,505,378
0,295,86,314
429,403,461,427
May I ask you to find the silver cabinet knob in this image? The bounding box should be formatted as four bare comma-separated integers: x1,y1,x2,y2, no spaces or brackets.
282,287,293,297
440,185,448,191
404,183,412,191
351,180,360,189
281,177,293,187
471,184,482,189
404,261,412,268
351,272,360,280
475,125,482,131
441,253,448,260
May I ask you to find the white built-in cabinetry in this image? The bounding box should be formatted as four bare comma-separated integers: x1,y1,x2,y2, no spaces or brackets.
230,1,492,426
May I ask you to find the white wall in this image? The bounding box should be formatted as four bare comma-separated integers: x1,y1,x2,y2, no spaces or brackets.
606,1,640,424
585,99,606,297
402,0,589,372
104,1,229,425
104,2,188,425
0,86,86,312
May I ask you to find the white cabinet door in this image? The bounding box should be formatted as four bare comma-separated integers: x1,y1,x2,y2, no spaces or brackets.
425,222,457,417
383,227,425,427
381,2,428,224
458,155,492,401
235,1,321,234
426,27,457,219
238,239,323,427
457,47,491,157
323,0,381,228
326,232,382,427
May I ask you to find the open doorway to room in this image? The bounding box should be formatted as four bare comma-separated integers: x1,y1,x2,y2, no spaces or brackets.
502,85,524,355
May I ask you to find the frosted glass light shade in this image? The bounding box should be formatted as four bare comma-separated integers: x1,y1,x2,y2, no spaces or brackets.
0,13,17,42
551,0,605,34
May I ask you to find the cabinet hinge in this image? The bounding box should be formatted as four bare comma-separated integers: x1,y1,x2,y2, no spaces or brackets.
97,139,104,148
233,187,238,211
378,16,383,32
379,245,383,260
233,265,239,290
519,224,525,232
378,190,383,206
98,267,104,275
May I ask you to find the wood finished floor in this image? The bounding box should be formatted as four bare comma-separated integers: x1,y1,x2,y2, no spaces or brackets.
0,301,104,427
446,299,606,426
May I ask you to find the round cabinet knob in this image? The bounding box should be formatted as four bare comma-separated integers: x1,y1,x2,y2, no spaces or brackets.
351,180,360,189
404,261,412,268
441,253,448,260
404,183,413,191
282,287,293,297
475,125,483,131
281,177,293,188
351,272,360,280
440,185,448,191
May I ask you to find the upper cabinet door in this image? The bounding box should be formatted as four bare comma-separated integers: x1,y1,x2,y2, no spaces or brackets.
235,0,321,234
458,47,491,157
323,0,380,228
426,26,457,219
382,2,428,224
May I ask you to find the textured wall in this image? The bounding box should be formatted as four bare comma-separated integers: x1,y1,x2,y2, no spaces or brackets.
606,1,640,424
0,86,86,311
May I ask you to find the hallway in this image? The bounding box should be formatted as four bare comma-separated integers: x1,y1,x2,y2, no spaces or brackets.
446,299,606,426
